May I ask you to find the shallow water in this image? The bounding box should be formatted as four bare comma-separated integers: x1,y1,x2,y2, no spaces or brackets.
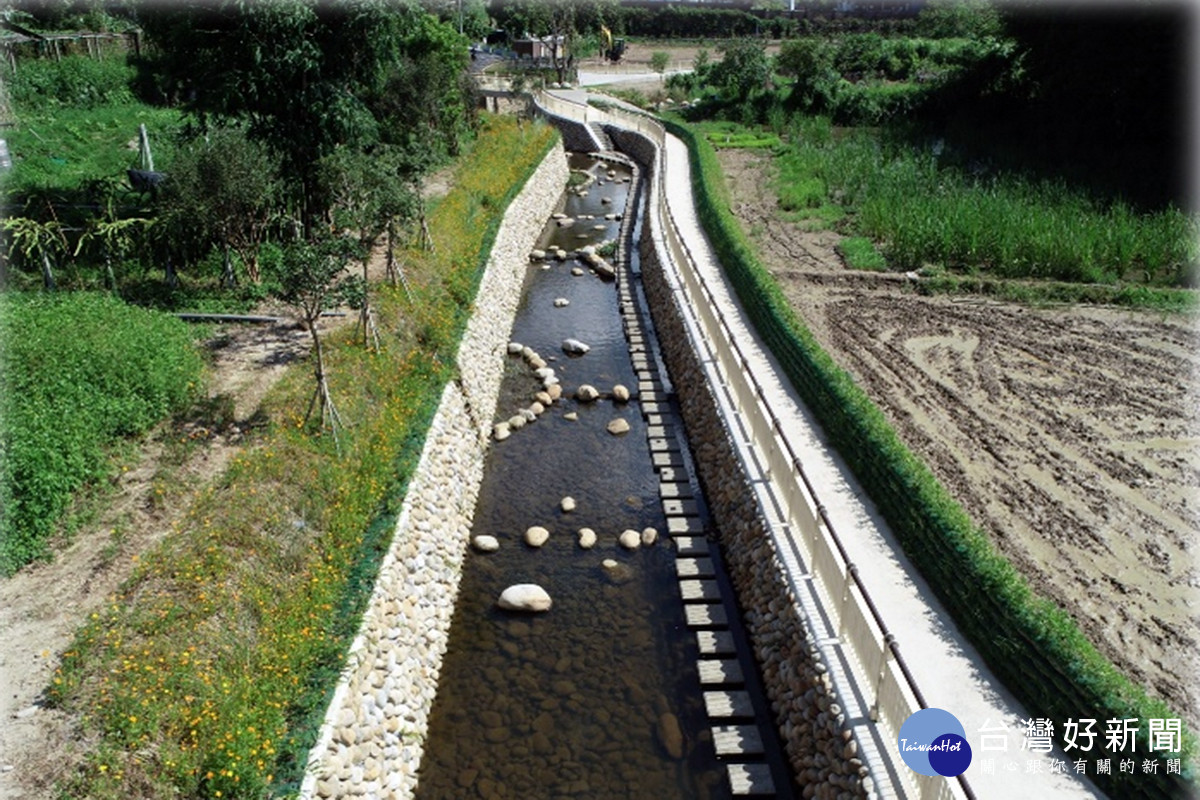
413,156,747,800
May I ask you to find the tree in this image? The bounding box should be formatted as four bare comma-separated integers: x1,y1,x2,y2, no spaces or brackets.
776,38,838,113
317,145,417,350
710,38,770,100
137,1,469,232
650,50,669,81
501,0,586,85
158,125,281,285
272,235,357,448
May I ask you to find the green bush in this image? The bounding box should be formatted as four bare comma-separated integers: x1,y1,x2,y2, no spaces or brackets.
665,116,1196,799
0,292,204,574
9,54,136,108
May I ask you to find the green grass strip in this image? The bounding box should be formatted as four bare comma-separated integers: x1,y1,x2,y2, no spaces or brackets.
663,116,1196,798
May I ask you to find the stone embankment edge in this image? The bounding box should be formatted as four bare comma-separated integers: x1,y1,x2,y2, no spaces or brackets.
299,138,570,800
608,123,871,799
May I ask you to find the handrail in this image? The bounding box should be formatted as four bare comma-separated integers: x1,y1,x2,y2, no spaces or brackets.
539,91,975,800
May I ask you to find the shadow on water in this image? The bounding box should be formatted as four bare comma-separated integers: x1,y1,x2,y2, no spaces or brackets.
413,156,732,799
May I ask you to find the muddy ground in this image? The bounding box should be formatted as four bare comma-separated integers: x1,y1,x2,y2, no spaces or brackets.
718,147,1200,727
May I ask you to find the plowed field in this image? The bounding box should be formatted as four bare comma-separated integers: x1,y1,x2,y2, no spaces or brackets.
718,148,1200,726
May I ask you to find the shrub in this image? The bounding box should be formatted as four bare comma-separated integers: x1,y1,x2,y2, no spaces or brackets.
0,292,204,573
9,54,136,108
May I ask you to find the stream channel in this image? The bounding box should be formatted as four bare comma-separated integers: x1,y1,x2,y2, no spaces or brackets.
412,153,794,799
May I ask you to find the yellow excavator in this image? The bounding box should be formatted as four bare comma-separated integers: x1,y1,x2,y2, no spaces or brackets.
600,24,625,62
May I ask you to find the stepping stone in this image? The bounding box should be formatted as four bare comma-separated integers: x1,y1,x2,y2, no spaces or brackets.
727,763,775,796
652,451,684,469
646,425,669,438
704,690,754,719
663,498,699,516
638,380,665,394
673,536,709,556
642,402,669,416
649,437,680,453
676,557,714,578
685,603,727,627
699,659,744,685
679,579,720,601
712,725,763,756
657,465,683,482
697,630,736,655
658,481,693,499
667,516,704,535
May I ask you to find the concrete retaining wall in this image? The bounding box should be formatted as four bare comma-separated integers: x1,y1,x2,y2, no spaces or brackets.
300,140,570,800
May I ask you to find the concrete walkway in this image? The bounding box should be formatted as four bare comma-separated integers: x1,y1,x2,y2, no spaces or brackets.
656,131,1103,800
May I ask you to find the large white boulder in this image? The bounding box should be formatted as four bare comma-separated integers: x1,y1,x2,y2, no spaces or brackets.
497,584,552,612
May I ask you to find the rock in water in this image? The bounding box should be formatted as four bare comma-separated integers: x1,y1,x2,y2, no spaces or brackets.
657,712,684,759
524,526,550,547
618,529,640,550
473,535,500,552
578,528,597,549
560,496,577,513
576,385,600,402
601,558,633,585
612,384,630,403
562,338,590,355
641,527,659,546
607,418,631,436
497,584,552,612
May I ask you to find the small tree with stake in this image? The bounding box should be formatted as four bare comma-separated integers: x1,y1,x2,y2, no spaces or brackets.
273,235,356,450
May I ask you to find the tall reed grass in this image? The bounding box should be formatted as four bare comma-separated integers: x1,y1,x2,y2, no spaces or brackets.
775,115,1198,286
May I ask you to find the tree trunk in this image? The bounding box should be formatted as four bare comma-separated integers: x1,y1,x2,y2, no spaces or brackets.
221,246,236,288
40,250,56,290
165,251,178,290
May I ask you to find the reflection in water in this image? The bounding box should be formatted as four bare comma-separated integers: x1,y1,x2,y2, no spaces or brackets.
414,157,729,799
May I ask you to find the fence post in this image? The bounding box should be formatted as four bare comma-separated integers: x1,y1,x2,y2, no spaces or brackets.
869,633,896,723
837,563,858,637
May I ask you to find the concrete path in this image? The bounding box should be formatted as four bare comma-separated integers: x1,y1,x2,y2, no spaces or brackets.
656,131,1103,800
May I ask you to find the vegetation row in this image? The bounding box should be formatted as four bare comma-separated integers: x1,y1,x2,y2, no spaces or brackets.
664,116,1196,799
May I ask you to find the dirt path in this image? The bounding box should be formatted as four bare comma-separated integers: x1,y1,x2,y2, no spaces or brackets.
717,148,1200,726
0,309,316,798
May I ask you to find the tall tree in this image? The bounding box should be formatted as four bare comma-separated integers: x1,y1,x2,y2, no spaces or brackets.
317,144,417,350
137,0,472,231
157,124,281,284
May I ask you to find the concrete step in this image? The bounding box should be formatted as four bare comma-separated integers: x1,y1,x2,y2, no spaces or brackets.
727,763,776,796
712,725,764,756
696,630,736,655
703,690,754,719
679,579,720,601
698,659,745,686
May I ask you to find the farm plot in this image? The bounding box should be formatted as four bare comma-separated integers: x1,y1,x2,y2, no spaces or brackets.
719,148,1200,727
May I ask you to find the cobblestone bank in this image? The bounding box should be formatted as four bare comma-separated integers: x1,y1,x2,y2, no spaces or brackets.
300,140,570,800
632,135,870,799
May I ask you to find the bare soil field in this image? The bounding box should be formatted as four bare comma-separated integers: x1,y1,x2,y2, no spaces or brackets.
718,148,1200,726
